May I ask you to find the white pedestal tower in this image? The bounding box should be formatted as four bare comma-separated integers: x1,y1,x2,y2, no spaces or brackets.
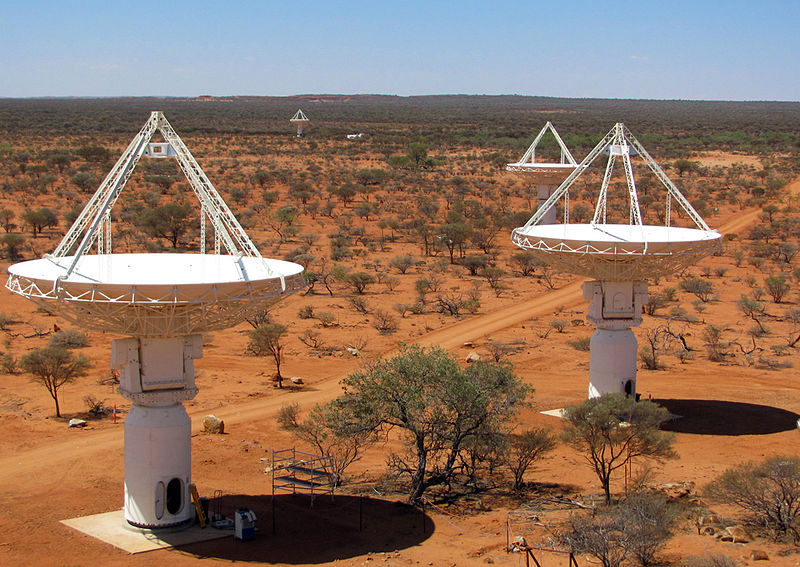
507,122,578,225
6,112,305,529
512,123,722,398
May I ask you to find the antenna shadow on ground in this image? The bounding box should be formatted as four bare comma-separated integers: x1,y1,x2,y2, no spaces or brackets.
178,494,433,563
655,398,799,436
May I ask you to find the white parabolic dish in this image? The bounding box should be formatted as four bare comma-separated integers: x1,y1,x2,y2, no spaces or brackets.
6,254,305,336
512,223,722,281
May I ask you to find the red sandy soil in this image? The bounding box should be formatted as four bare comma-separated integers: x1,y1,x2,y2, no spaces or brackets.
0,174,799,566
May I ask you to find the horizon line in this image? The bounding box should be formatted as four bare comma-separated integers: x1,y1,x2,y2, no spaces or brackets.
1,94,799,104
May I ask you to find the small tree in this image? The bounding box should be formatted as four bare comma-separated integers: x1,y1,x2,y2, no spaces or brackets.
509,251,540,277
620,491,676,565
503,427,557,491
439,222,473,264
339,271,371,295
388,254,416,274
0,208,16,232
69,171,98,192
562,394,675,504
407,141,428,168
247,323,289,388
680,277,714,302
560,491,675,567
48,329,89,349
737,295,768,335
481,267,506,297
266,205,299,242
560,511,628,567
341,345,529,501
764,275,791,303
706,455,800,539
1,233,25,260
21,346,91,417
278,401,376,486
462,254,489,276
703,324,729,362
136,202,195,248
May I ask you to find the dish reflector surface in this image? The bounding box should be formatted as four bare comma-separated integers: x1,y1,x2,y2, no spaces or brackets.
6,254,305,336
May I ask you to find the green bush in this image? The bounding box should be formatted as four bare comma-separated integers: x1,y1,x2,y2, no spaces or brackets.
48,329,89,349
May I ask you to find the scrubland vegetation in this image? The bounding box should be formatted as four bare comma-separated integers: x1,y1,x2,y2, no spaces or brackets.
2,95,800,565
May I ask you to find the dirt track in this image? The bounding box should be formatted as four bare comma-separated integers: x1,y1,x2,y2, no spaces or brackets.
0,189,782,489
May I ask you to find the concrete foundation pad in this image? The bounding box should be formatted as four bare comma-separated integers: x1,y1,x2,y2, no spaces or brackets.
61,509,232,554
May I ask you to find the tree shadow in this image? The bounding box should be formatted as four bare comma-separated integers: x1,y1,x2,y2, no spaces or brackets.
655,398,799,436
173,494,433,564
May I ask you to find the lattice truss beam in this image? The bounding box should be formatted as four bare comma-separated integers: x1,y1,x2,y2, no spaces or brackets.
521,123,710,231
290,109,309,122
50,111,270,278
508,121,578,167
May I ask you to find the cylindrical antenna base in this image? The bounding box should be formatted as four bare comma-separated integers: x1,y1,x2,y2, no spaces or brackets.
123,403,193,529
588,328,638,399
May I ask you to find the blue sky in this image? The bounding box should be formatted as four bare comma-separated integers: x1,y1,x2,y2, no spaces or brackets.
1,0,798,100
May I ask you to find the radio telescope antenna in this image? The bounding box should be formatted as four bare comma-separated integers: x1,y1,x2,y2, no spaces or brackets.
507,122,578,224
512,123,721,398
6,112,305,531
290,109,310,137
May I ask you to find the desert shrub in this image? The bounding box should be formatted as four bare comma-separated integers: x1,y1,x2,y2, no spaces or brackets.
706,455,800,539
372,309,398,333
48,329,89,349
562,395,675,504
679,277,714,302
381,275,400,292
84,395,111,417
486,340,514,362
298,329,325,349
1,233,25,260
549,319,568,333
388,254,416,274
347,272,375,294
639,344,661,370
502,427,557,491
316,311,337,327
297,305,315,319
620,491,677,565
348,296,370,314
481,267,506,297
683,554,736,567
569,336,591,351
559,491,675,567
415,278,431,302
434,292,480,317
0,353,18,374
764,275,791,303
461,254,489,276
509,251,540,276
278,402,376,487
703,325,729,362
0,312,19,330
644,292,668,316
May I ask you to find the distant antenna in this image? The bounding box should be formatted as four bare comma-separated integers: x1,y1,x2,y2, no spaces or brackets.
290,109,310,137
507,122,578,224
512,123,721,399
